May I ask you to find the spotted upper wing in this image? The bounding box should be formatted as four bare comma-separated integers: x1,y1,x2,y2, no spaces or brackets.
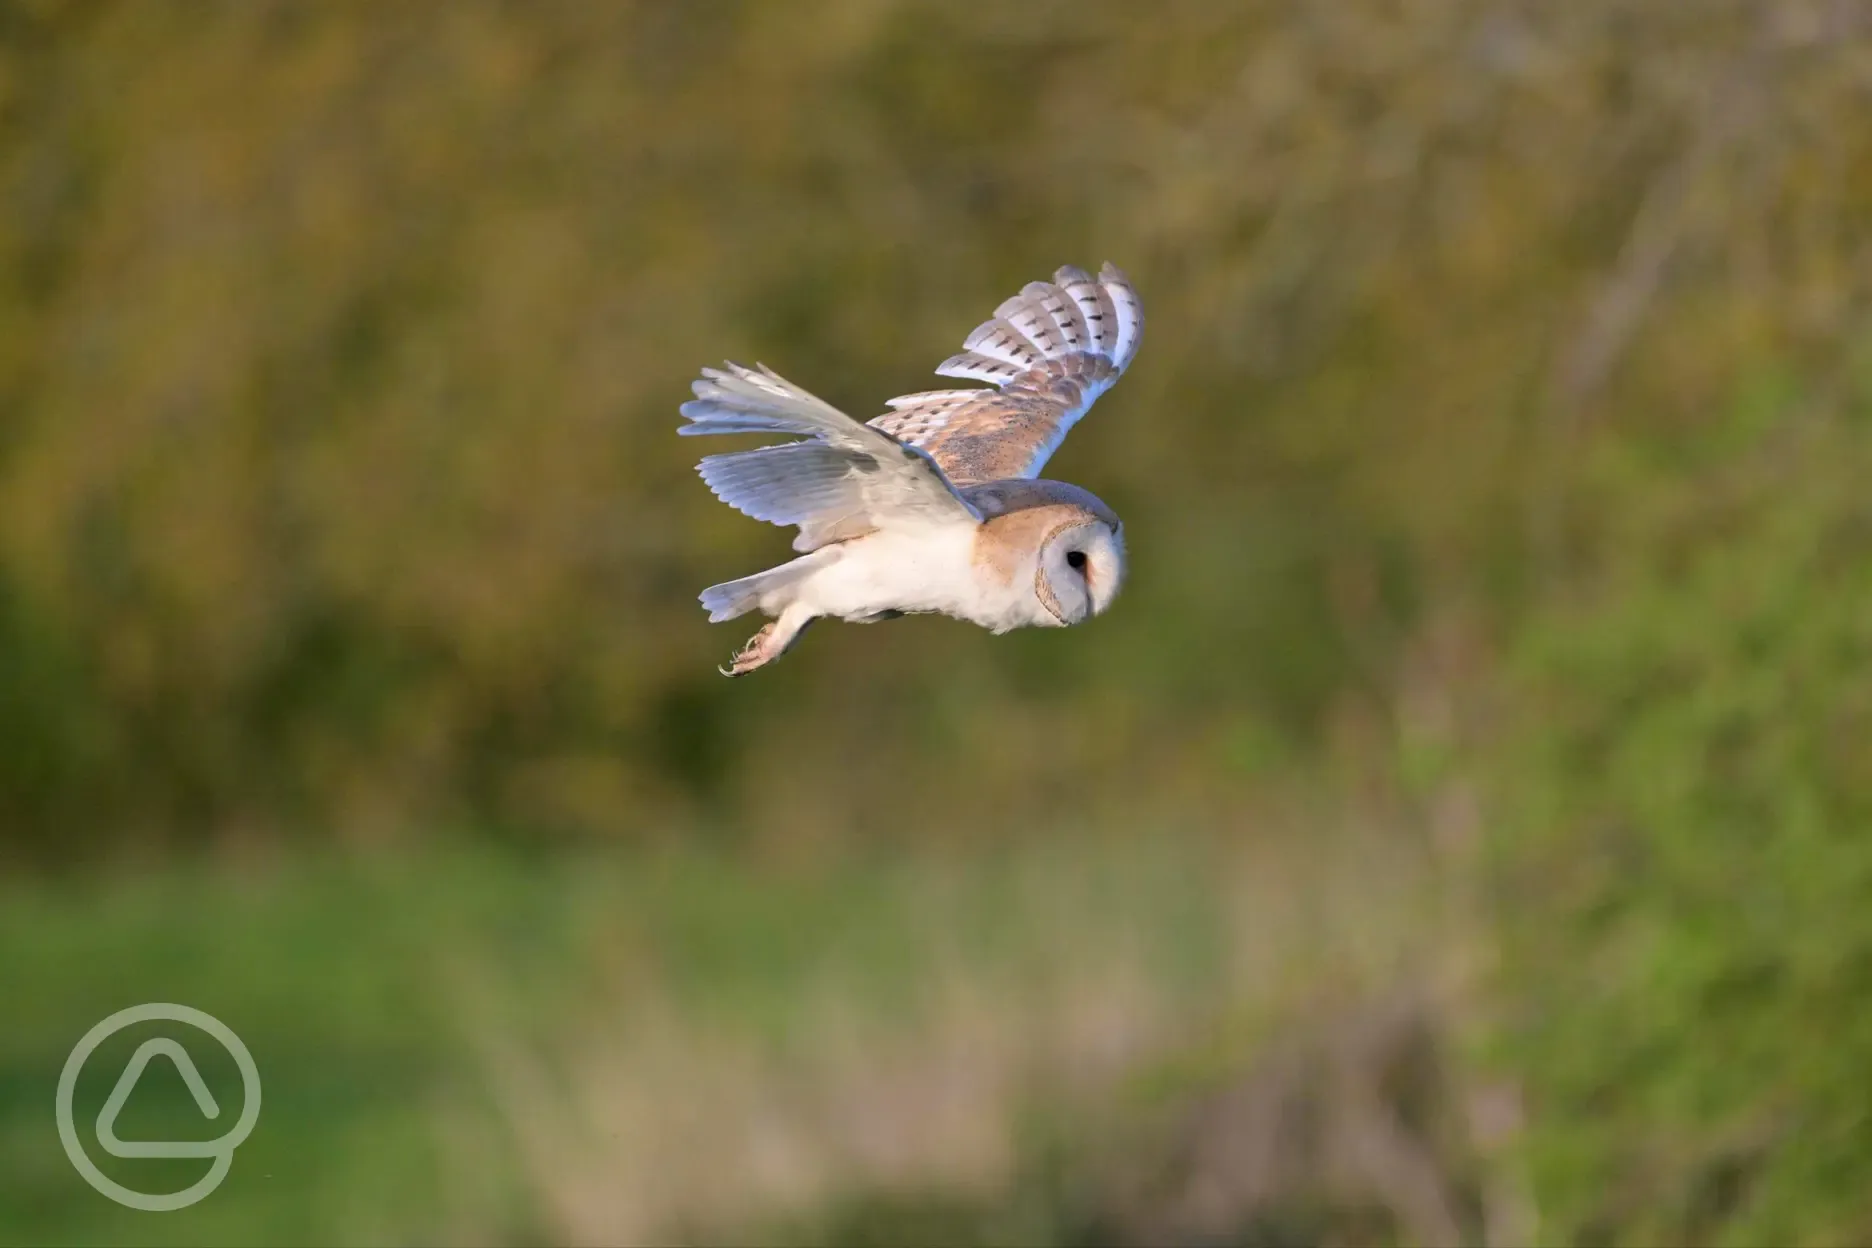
680,361,981,553
868,263,1143,486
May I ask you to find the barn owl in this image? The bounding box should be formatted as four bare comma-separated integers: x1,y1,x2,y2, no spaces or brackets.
680,263,1143,676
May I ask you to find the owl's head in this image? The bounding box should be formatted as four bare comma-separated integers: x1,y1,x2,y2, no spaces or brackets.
1035,519,1126,626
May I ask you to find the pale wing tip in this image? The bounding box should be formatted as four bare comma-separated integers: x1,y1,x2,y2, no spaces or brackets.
680,389,756,422
697,360,771,386
1098,262,1144,365
691,363,747,400
935,351,1022,385
1054,263,1094,285
687,361,803,413
991,292,1029,322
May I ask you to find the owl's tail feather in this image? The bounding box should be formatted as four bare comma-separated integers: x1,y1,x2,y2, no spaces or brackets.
699,550,831,623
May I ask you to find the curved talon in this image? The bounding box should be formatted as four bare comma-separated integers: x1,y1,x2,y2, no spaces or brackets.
721,622,779,677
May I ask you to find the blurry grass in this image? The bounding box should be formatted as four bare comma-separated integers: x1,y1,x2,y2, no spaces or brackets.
0,816,1433,1246
1,849,501,1247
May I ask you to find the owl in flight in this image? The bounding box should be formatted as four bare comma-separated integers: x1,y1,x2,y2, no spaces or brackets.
681,263,1143,676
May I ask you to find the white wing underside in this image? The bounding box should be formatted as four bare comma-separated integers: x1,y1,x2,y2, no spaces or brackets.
679,362,980,553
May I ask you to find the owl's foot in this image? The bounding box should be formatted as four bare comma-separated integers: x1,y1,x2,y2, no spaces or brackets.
720,624,779,677
719,612,814,677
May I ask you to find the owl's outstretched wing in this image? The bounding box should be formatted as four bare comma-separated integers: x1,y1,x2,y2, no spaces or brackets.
681,362,981,552
868,263,1143,487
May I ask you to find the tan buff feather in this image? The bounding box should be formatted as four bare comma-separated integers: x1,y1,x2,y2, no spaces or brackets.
869,263,1144,486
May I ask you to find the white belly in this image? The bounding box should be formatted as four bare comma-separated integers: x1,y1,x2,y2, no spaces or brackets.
792,527,1046,633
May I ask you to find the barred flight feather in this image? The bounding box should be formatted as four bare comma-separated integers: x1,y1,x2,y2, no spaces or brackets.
869,262,1144,485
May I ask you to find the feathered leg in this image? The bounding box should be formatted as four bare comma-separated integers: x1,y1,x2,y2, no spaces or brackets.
721,604,816,677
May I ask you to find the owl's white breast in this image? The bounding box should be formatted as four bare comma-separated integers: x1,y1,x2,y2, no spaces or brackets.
789,524,1046,633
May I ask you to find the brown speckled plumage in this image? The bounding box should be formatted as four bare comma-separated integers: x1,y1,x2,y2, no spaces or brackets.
869,263,1144,486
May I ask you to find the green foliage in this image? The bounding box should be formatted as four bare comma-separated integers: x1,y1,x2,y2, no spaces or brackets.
4,0,1811,860
1485,392,1872,1244
5,3,1872,1245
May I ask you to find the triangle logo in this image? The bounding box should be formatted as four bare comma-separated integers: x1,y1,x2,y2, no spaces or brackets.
95,1038,226,1159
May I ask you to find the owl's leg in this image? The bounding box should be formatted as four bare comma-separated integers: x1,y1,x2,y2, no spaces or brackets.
720,605,816,677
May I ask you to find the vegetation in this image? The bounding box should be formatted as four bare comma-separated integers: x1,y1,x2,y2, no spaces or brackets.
3,1,1868,1244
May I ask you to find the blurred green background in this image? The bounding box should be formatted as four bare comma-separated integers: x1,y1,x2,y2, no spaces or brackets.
2,2,1869,1244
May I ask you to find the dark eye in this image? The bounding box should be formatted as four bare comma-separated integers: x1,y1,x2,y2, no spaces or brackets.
1066,550,1087,572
